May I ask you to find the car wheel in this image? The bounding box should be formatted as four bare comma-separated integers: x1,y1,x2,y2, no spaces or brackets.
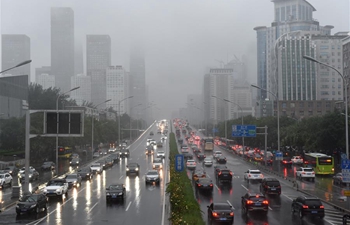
299,209,303,218
44,204,47,211
291,205,295,214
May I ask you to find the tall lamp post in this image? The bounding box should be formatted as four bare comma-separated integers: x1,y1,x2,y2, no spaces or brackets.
211,96,228,142
303,55,349,160
130,103,142,143
251,84,280,153
223,99,245,151
92,99,111,158
118,96,133,147
55,86,80,172
0,60,32,74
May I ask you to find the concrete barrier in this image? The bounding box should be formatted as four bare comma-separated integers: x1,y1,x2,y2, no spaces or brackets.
11,186,20,199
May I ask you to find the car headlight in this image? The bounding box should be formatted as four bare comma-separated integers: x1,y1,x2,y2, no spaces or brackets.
16,205,19,208
56,189,61,193
135,168,139,171
106,192,110,195
87,173,90,176
29,174,32,178
118,192,123,195
30,204,37,208
126,168,129,171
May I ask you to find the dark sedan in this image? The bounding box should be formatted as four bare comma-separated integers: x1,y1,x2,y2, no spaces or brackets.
16,193,47,215
207,202,234,224
106,184,126,202
195,178,213,192
216,156,227,164
77,168,93,180
281,157,292,167
126,163,140,176
197,153,206,160
241,193,269,215
70,158,80,166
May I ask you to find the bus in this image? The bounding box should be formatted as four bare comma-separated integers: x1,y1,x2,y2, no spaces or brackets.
303,153,334,175
58,146,73,159
203,138,214,151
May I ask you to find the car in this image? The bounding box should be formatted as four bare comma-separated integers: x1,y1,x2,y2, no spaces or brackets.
150,131,154,136
157,129,161,134
97,160,107,170
216,156,227,164
181,146,189,153
177,138,183,144
90,162,103,174
70,158,80,166
291,156,303,164
18,170,39,183
43,178,69,199
145,170,160,184
192,169,206,181
281,157,293,167
106,184,126,202
145,145,154,155
333,173,344,186
0,172,12,188
70,153,79,159
77,168,93,180
152,157,163,169
183,152,194,160
156,150,165,158
120,148,130,158
4,166,19,176
213,151,222,159
156,141,163,148
186,159,196,170
254,154,263,162
244,169,264,183
109,153,120,163
260,178,281,195
108,147,117,153
197,152,206,160
16,193,48,215
41,161,55,171
93,152,100,158
18,166,35,174
291,196,324,219
207,202,234,225
214,165,228,176
296,167,315,181
241,193,269,215
100,149,107,155
192,146,201,154
216,169,233,183
126,163,140,176
203,157,213,167
195,178,213,192
65,173,82,188
149,140,157,146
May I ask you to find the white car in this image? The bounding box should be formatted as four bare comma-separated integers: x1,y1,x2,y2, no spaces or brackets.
108,148,117,153
186,160,196,170
203,157,213,167
156,150,165,158
244,169,264,183
44,178,69,199
18,166,35,174
90,163,103,174
296,167,315,181
291,156,303,164
152,158,163,169
213,151,222,159
0,173,12,188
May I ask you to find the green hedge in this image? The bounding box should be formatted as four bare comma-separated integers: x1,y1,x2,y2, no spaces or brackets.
166,133,205,225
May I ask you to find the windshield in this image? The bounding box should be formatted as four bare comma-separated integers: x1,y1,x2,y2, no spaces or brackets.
66,175,77,179
147,171,158,175
20,195,38,202
108,185,123,190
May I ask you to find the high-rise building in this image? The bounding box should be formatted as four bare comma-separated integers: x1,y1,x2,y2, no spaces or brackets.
86,35,111,108
74,42,84,75
343,35,350,107
51,7,74,93
254,0,333,117
106,66,130,114
70,74,91,106
130,46,146,119
2,34,30,77
36,73,55,90
35,66,51,78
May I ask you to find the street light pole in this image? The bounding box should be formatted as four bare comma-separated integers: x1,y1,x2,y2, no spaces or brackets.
211,96,228,143
303,55,349,159
118,96,133,147
0,59,32,74
55,86,80,173
251,85,280,154
92,99,111,158
130,103,142,144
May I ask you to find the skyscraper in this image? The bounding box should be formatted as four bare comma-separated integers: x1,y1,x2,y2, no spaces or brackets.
51,7,74,92
71,74,91,106
2,34,30,77
130,46,146,119
86,35,111,108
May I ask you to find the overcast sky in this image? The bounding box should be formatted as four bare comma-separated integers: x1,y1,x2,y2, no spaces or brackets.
1,0,349,117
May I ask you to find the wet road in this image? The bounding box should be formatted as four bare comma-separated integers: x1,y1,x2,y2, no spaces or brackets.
0,125,170,225
178,130,349,225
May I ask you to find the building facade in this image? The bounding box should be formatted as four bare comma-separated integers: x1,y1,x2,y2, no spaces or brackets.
2,34,30,77
51,7,74,93
36,73,55,90
86,35,111,108
342,35,350,107
106,66,130,115
70,74,91,106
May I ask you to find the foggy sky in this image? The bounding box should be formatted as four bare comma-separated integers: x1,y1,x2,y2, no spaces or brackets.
1,0,349,118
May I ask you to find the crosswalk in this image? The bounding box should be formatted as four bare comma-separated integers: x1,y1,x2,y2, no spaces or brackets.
324,208,350,225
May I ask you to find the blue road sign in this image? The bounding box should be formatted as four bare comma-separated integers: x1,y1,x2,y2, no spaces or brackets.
342,153,348,160
342,159,350,183
232,125,256,137
212,128,219,133
275,151,283,161
175,154,184,172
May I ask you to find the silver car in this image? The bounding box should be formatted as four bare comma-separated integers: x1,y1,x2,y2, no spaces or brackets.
203,157,213,167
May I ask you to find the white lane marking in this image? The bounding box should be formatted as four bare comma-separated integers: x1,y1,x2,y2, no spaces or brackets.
119,175,123,180
33,187,86,225
268,206,273,210
125,201,132,211
282,193,293,201
323,218,336,225
214,184,219,191
241,184,248,191
87,202,98,213
226,200,235,210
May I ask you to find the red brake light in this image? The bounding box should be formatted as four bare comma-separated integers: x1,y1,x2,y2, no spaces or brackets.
210,184,213,186
302,205,308,209
212,212,218,217
229,172,233,176
283,160,287,163
320,205,324,209
246,200,253,204
197,184,201,187
263,200,268,204
218,172,222,176
229,212,234,216
248,174,251,177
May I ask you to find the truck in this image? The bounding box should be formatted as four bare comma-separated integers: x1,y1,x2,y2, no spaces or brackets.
203,138,214,151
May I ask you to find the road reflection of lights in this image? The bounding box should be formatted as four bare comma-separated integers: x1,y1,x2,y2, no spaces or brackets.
293,166,297,177
72,188,78,211
324,191,330,201
96,172,101,197
56,202,62,220
69,166,73,172
134,176,141,212
102,170,106,188
0,190,2,203
283,167,287,177
125,176,130,192
86,180,91,206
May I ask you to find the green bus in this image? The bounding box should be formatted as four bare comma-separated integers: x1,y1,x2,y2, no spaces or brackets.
303,153,334,175
58,146,73,159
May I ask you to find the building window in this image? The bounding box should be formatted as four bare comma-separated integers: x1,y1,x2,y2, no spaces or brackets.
300,111,304,116
308,111,313,116
299,102,304,108
308,102,313,107
282,102,287,108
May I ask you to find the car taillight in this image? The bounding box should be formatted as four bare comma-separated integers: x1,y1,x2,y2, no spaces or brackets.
212,212,218,217
210,184,213,186
302,172,305,174
312,172,315,174
229,212,234,216
283,160,287,163
265,185,269,188
302,205,308,209
260,174,264,178
218,172,222,176
229,172,233,175
320,205,324,209
197,184,201,187
246,200,253,204
332,168,334,172
248,174,251,177
263,200,268,204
